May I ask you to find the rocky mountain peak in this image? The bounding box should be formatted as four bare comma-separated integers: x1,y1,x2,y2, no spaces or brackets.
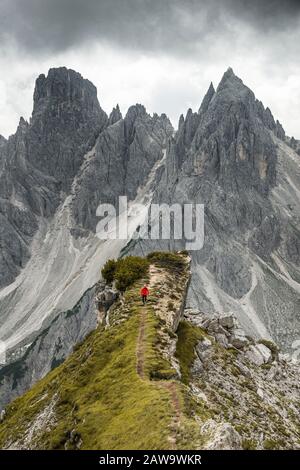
178,114,185,129
219,66,239,84
125,103,147,123
199,81,215,114
108,104,122,125
216,67,253,104
33,67,100,113
16,117,29,134
26,67,108,191
31,68,108,139
124,104,148,140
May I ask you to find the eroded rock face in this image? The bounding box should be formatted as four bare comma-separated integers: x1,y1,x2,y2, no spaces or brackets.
130,68,300,353
0,68,107,288
189,312,300,450
108,104,122,126
0,67,173,358
72,105,173,233
230,329,249,349
186,309,274,358
95,283,119,325
30,67,108,189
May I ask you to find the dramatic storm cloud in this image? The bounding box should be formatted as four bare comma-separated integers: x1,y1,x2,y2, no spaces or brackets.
1,0,300,137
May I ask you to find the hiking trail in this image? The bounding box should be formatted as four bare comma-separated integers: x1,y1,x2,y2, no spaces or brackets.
135,262,187,449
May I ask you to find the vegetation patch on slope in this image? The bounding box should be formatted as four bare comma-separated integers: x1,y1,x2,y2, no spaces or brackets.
175,321,206,384
0,313,171,448
101,256,149,291
147,251,188,273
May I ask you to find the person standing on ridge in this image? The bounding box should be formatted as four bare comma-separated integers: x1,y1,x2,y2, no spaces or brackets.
140,285,149,305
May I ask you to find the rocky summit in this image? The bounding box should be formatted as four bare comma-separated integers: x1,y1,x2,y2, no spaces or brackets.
0,67,299,450
131,67,300,353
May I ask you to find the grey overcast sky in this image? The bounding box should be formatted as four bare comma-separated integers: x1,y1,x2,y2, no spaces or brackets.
0,0,300,138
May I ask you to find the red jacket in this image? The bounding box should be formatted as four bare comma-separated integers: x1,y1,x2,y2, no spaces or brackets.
141,287,149,296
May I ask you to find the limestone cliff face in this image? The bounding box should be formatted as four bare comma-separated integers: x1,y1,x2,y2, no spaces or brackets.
72,104,173,233
30,67,108,190
0,68,172,359
0,68,107,288
129,69,300,353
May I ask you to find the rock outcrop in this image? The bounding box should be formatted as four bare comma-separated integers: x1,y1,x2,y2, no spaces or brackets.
185,309,300,449
108,104,122,125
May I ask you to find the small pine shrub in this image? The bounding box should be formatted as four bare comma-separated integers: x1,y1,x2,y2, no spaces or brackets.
101,259,117,284
101,256,149,291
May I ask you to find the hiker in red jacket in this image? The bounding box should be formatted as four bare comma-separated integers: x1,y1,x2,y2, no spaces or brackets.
140,285,149,305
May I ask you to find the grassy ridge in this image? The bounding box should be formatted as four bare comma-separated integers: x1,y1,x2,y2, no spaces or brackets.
0,253,209,450
0,287,173,449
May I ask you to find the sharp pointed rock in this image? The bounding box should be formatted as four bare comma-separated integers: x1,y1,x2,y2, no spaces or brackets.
217,67,245,91
108,104,123,125
199,81,215,113
178,114,185,130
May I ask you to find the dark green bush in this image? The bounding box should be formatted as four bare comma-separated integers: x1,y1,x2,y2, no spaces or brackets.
115,257,149,291
101,256,149,291
101,259,117,284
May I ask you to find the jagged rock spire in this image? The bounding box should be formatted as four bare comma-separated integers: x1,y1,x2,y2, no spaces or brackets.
216,66,247,95
108,104,122,125
124,104,147,139
199,82,215,114
178,114,185,130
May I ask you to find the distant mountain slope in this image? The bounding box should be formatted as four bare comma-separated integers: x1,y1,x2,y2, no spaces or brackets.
0,68,173,354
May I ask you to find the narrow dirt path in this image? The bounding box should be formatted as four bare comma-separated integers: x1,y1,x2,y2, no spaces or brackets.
135,272,182,449
161,381,181,450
